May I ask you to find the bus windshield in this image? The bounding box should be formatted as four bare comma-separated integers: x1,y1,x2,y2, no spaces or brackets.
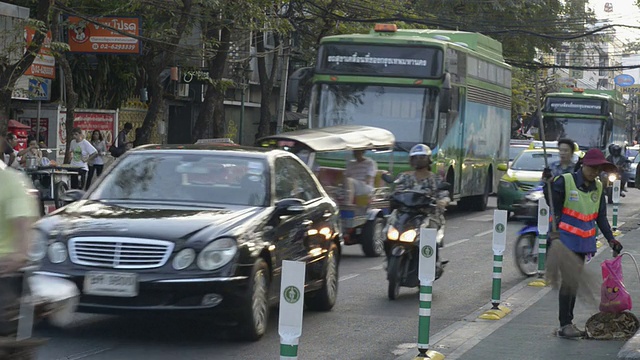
310,84,439,147
542,117,605,149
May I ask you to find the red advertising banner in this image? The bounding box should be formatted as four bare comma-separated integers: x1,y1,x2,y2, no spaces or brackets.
58,112,116,156
67,16,141,54
24,27,55,79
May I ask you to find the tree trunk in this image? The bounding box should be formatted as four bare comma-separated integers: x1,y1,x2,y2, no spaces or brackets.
51,10,78,164
0,0,52,134
255,31,281,139
191,26,231,141
136,0,194,145
137,61,163,145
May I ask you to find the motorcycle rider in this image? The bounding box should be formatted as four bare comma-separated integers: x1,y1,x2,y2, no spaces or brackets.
387,144,450,262
0,133,39,338
605,143,629,195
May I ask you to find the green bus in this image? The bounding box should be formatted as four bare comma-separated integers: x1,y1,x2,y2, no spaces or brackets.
541,88,627,151
291,24,512,211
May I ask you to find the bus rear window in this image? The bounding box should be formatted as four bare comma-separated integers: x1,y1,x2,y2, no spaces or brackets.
316,44,443,78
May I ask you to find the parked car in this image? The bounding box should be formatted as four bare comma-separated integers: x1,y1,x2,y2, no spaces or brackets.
32,144,342,340
497,149,565,212
626,153,639,188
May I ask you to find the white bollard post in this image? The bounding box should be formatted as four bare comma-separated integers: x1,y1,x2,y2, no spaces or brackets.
529,198,549,287
612,179,621,236
413,227,444,360
279,260,306,360
479,210,511,320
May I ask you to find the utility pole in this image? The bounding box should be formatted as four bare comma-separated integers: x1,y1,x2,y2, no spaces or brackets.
276,35,291,134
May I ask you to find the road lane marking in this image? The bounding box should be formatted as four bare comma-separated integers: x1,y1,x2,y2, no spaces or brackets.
474,229,492,237
468,215,494,222
446,238,470,247
339,274,360,282
55,347,113,360
368,264,384,270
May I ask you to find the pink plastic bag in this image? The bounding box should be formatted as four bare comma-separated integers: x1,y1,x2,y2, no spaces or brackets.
599,256,632,313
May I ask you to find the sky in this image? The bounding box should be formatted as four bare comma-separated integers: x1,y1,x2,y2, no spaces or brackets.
590,0,640,42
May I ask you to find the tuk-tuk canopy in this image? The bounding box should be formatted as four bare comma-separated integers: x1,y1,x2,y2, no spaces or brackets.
256,125,395,153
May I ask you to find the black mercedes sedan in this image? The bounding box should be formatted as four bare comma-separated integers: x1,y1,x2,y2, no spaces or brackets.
32,144,342,340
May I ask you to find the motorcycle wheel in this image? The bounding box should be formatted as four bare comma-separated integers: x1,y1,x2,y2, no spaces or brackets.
514,233,538,277
387,256,403,300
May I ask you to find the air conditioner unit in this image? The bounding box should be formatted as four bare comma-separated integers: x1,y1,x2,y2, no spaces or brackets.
177,83,189,97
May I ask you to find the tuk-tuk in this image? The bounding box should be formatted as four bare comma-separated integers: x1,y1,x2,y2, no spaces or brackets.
257,125,394,257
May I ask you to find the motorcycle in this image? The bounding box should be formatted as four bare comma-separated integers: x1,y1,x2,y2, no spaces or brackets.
513,187,544,276
383,182,449,300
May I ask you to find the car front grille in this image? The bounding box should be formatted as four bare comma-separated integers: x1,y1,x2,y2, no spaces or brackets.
69,237,175,269
515,182,537,192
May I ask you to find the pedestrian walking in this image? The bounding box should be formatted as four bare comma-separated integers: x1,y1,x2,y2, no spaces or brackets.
545,148,623,338
67,128,97,189
86,130,107,190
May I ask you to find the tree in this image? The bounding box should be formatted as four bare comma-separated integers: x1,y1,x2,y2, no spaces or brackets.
0,0,53,135
50,9,78,163
136,0,195,145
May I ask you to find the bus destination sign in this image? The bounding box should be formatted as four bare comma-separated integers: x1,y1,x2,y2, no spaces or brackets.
545,98,605,115
317,44,443,78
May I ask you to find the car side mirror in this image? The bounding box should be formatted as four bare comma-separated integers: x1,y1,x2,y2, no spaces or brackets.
381,172,395,184
60,189,85,204
275,198,305,215
437,182,451,191
497,163,508,171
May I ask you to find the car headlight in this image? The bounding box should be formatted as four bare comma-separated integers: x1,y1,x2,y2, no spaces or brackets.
387,226,399,241
499,180,516,190
172,248,196,270
196,238,237,271
399,229,418,243
47,242,67,264
608,174,617,182
28,231,47,262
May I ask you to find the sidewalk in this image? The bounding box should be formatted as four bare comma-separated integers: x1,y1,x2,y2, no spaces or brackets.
398,222,640,360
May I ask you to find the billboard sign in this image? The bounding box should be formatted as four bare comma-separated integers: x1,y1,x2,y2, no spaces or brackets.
58,111,116,156
614,74,635,87
67,16,141,54
23,27,55,79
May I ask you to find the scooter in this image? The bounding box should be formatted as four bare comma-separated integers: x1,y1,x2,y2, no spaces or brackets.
513,187,544,276
383,181,449,300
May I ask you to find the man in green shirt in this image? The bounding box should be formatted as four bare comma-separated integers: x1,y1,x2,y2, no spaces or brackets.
0,133,39,336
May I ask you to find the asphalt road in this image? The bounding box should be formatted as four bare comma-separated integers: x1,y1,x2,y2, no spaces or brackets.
36,193,640,360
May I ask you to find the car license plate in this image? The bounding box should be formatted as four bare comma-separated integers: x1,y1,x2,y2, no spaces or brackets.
83,272,138,297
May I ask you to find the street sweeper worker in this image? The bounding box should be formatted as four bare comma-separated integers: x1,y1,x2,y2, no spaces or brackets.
545,148,623,339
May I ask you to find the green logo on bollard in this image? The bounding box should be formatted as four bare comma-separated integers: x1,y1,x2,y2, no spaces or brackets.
421,245,434,258
495,223,505,233
283,286,300,304
540,208,548,216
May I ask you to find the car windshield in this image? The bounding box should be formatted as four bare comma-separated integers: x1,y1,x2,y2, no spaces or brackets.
90,152,269,206
628,148,639,159
511,152,560,171
509,146,527,161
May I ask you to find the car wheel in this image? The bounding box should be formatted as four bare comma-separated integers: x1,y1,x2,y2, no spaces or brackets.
237,259,270,341
361,217,385,257
54,181,69,209
306,244,339,311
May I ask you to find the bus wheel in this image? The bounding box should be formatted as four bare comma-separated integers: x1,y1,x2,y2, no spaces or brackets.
470,174,490,211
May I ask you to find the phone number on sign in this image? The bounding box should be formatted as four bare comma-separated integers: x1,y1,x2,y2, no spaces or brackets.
93,43,137,51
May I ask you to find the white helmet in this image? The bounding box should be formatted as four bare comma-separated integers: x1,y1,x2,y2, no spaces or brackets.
409,144,432,157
